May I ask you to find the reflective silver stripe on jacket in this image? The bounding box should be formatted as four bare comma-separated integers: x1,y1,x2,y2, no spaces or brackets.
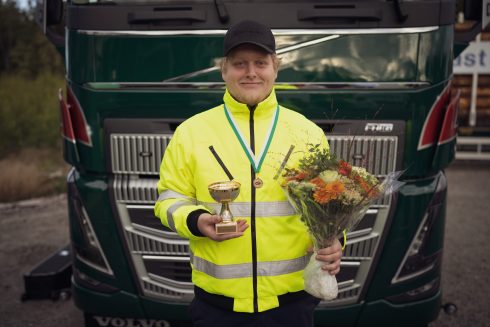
166,199,195,231
197,201,296,218
190,253,309,279
158,190,195,203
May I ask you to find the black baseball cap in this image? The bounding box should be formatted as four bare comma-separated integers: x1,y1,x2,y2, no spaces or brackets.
223,20,276,56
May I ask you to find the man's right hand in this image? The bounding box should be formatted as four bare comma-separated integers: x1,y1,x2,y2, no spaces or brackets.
197,213,249,241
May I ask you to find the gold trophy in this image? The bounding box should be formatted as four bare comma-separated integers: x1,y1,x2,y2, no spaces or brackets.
208,180,241,234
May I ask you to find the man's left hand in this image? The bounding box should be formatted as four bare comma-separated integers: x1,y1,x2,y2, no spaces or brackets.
315,239,342,275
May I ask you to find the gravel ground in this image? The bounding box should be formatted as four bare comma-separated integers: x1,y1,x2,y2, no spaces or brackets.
0,194,83,327
430,161,490,327
0,162,488,327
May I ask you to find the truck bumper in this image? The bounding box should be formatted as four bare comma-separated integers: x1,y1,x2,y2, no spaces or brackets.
73,277,441,327
356,290,441,327
314,290,441,327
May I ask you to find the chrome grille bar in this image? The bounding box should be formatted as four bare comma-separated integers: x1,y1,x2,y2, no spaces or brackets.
126,228,189,255
126,226,378,260
110,134,398,177
141,277,194,302
114,175,158,203
343,235,380,260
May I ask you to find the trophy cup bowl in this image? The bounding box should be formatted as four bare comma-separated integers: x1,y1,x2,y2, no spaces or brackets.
208,180,241,234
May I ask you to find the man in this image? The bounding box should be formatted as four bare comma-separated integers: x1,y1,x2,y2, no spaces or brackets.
154,20,342,327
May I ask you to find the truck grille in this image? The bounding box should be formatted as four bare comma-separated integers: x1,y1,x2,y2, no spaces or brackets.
110,131,398,306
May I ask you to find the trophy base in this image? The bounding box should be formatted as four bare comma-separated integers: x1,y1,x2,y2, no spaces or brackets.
215,221,238,234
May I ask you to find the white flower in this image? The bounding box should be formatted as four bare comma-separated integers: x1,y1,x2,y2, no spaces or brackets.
319,170,340,183
352,166,379,185
351,166,369,179
340,189,363,205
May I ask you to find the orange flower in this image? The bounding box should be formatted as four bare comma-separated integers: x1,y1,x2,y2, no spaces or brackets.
326,180,345,195
313,188,333,204
286,170,310,182
354,175,373,195
295,171,308,181
310,177,326,188
313,181,345,204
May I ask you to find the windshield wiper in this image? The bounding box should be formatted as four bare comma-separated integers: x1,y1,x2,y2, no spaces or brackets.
214,0,229,24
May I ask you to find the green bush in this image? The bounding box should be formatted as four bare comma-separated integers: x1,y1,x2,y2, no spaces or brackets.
0,73,65,158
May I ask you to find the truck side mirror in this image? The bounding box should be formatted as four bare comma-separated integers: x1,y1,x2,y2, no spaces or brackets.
454,0,485,57
36,0,65,52
46,0,63,25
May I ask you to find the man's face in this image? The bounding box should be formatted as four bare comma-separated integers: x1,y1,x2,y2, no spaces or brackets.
222,44,278,106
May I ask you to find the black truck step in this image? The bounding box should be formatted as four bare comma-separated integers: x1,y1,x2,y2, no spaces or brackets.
21,244,72,301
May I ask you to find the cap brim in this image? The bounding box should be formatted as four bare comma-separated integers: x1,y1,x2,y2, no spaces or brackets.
225,41,275,56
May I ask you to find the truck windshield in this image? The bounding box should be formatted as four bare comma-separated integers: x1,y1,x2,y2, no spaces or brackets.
71,26,452,84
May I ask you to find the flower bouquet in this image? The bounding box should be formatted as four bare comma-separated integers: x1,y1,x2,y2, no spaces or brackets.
281,144,403,300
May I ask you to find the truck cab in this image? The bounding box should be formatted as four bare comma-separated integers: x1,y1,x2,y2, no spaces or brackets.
36,0,483,326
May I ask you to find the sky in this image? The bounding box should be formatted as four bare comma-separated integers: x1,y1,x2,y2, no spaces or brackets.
16,0,32,10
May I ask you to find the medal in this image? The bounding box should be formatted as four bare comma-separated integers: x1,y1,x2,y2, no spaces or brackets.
253,177,263,188
224,104,280,188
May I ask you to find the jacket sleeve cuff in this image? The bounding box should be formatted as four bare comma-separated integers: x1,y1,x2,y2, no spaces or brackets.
187,209,210,237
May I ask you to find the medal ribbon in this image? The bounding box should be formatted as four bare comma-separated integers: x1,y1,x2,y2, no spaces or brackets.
224,103,280,173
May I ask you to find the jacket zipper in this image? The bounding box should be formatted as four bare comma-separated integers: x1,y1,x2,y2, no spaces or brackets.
249,105,259,313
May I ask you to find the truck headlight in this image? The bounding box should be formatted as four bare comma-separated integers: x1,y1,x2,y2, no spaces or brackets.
391,173,446,284
68,170,113,275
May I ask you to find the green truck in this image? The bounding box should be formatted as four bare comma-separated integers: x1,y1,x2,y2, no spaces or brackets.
33,0,483,326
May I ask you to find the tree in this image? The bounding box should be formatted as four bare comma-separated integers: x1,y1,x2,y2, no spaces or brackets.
0,0,65,157
0,0,63,77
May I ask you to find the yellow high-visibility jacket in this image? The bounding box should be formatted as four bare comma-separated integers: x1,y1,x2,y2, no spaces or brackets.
154,88,329,313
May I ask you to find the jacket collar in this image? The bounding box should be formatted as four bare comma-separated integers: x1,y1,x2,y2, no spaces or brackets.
223,88,278,120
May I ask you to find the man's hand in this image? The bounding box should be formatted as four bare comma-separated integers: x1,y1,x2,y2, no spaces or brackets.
315,239,342,275
197,213,249,242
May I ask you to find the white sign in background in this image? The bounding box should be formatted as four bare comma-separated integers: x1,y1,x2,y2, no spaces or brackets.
453,41,490,73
